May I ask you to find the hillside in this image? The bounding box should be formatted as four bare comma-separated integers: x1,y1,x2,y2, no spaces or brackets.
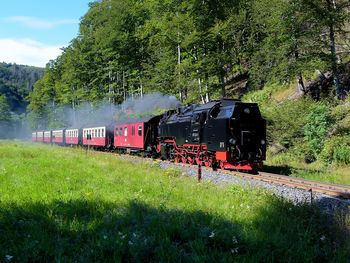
0,62,43,138
0,62,43,114
0,141,348,261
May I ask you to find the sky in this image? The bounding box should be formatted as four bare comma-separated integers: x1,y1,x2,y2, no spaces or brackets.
0,0,91,67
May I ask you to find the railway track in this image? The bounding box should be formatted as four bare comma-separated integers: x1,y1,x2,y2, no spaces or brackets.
101,151,350,199
230,171,350,199
169,160,350,199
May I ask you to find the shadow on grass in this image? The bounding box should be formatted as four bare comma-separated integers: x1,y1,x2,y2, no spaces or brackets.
261,164,294,175
0,198,346,262
262,164,322,177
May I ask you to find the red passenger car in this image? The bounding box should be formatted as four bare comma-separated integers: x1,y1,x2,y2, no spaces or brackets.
113,116,161,153
82,125,113,148
36,131,44,142
65,128,79,145
43,131,51,143
52,129,65,144
31,132,37,142
114,121,145,149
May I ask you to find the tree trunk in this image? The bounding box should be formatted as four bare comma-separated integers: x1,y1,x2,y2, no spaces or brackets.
327,0,343,99
205,83,209,103
108,69,114,104
177,43,183,102
220,72,226,98
122,71,126,102
297,73,307,95
139,76,143,98
198,77,205,104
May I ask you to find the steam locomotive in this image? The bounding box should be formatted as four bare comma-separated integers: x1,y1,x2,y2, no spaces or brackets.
32,98,266,172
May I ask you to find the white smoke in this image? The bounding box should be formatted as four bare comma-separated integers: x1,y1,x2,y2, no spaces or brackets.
39,92,181,129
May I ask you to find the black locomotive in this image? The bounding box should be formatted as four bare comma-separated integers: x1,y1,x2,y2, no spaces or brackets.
158,98,266,171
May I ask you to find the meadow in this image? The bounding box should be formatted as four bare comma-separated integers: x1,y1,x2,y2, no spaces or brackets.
0,141,348,262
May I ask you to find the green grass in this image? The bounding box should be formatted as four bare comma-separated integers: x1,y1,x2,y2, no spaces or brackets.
0,141,349,262
264,150,350,186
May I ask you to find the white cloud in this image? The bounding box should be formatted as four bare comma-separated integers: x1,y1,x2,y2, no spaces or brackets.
0,38,64,67
4,16,78,29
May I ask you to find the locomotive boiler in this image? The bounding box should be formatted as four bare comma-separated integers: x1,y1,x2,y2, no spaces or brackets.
158,98,266,171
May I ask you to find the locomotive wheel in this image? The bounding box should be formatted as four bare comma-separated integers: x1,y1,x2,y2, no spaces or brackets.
208,159,213,167
188,156,195,165
220,161,225,170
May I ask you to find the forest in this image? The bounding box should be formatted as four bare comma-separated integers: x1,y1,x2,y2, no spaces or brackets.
7,0,350,175
28,0,350,116
0,63,43,138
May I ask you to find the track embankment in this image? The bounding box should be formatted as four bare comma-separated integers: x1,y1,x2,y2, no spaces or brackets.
229,171,350,199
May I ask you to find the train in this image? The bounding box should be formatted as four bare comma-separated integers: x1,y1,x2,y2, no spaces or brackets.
31,98,266,172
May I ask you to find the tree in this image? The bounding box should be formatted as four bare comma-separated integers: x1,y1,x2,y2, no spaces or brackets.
0,95,11,121
0,95,12,138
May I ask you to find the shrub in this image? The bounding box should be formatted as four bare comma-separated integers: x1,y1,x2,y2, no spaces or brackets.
330,99,350,135
303,103,331,155
333,145,350,165
319,136,350,165
264,98,315,149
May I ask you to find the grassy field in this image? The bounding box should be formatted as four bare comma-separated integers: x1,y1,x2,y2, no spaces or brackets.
264,152,350,186
0,141,349,262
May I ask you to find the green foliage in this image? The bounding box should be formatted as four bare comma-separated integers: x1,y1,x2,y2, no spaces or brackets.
0,95,10,121
0,141,348,261
241,84,275,105
0,95,13,139
319,136,350,165
333,145,350,165
0,62,43,137
0,62,43,114
331,98,350,135
263,98,315,149
304,103,331,155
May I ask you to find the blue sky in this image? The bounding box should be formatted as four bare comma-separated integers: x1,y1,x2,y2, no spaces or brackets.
0,0,91,67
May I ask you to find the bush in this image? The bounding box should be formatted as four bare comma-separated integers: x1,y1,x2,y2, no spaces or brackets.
330,99,350,135
319,136,350,165
303,103,331,155
333,145,350,165
264,98,315,149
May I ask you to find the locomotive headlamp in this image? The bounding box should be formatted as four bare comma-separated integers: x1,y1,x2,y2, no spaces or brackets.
229,138,237,145
261,139,266,145
244,108,250,114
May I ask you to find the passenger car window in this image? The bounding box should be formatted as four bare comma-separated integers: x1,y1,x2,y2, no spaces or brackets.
138,125,142,136
124,127,127,136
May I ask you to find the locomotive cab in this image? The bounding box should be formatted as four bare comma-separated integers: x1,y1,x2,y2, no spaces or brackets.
225,101,266,170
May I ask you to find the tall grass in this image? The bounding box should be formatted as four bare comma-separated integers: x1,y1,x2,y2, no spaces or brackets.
264,150,350,185
0,141,348,262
